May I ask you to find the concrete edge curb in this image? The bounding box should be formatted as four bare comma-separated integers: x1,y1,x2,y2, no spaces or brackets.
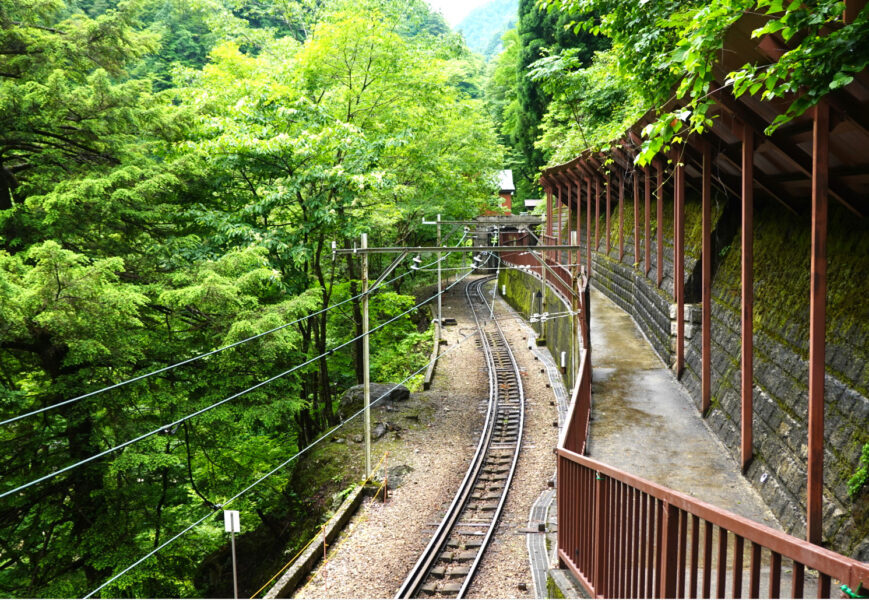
264,484,372,599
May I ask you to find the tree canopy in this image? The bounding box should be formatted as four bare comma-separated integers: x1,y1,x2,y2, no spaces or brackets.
0,0,502,595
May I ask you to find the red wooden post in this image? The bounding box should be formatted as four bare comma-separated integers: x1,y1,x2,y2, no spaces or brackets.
645,166,651,276
741,124,754,472
634,170,641,267
558,182,564,265
595,177,601,251
807,101,829,545
656,160,664,287
675,150,685,376
606,173,612,254
619,172,625,262
571,177,582,276
702,142,712,414
546,185,553,260
586,177,592,276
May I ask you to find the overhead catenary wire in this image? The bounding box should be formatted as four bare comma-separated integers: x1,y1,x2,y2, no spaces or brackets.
0,257,484,500
0,234,468,428
83,319,484,600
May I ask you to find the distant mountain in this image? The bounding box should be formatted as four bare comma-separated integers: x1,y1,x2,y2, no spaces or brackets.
456,0,518,58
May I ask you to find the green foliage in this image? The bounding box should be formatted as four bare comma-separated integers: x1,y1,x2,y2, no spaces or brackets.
538,0,869,164
0,0,503,596
849,443,869,497
530,48,643,163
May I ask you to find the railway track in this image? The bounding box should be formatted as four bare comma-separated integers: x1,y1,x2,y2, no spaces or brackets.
396,276,525,599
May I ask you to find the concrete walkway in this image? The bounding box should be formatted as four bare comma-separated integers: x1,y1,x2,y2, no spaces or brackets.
586,288,780,530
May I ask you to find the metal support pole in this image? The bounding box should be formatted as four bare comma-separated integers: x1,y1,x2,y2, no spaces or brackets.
437,214,442,323
619,172,624,262
633,170,639,266
606,173,612,254
807,101,829,545
362,233,371,477
675,150,685,377
702,142,712,415
230,531,238,599
741,124,754,472
595,177,601,251
656,160,664,288
586,177,592,275
645,166,651,276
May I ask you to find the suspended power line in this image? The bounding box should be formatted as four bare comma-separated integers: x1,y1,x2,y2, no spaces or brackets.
0,235,467,428
83,324,484,599
0,260,483,500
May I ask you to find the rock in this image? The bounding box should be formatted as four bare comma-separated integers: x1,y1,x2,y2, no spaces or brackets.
340,383,410,415
352,434,363,443
386,422,401,432
386,464,413,488
372,422,388,440
333,437,345,444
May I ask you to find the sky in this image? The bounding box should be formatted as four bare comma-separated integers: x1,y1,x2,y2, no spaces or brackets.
425,0,489,26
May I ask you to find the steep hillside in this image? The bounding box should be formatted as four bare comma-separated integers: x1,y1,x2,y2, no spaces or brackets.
456,0,518,58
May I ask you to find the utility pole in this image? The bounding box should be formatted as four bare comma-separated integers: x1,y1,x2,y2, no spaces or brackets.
437,214,442,324
362,233,371,477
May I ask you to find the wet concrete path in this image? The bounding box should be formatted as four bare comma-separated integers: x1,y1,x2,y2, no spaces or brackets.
586,288,781,530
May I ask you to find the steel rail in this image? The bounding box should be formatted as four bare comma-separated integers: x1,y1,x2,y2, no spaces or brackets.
395,276,525,598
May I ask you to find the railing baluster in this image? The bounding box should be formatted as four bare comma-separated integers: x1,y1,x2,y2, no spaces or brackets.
690,514,699,599
612,481,620,597
622,482,630,598
593,473,607,596
818,572,831,598
655,499,663,598
749,542,761,598
638,492,648,599
632,488,641,598
769,551,781,599
703,520,712,599
732,534,744,598
716,528,727,599
792,560,805,599
677,509,687,598
660,502,679,598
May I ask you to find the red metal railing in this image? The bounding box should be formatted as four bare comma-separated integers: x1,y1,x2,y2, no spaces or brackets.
557,447,869,598
502,234,868,599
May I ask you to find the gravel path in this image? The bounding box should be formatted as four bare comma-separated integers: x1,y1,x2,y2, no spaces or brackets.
292,277,562,599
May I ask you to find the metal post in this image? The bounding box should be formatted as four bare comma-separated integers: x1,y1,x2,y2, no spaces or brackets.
595,177,601,251
656,160,664,287
645,166,651,276
675,150,685,377
702,142,712,415
437,214,442,323
807,101,829,545
633,170,639,266
362,233,371,477
224,510,240,599
586,177,592,275
741,124,754,472
606,173,612,254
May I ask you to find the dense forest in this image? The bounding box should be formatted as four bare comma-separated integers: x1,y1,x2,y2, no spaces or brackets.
3,0,867,594
0,0,501,596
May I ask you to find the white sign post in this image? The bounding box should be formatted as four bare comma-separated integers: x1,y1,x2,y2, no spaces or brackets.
224,510,240,599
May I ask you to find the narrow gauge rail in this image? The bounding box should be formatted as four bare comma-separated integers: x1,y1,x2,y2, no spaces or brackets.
396,276,525,598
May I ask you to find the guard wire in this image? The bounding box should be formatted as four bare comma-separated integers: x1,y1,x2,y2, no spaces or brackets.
0,256,485,500
1,234,467,427
83,318,484,599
